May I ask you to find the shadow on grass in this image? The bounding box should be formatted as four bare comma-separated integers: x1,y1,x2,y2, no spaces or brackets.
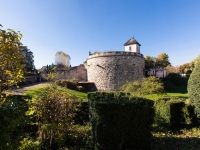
165,85,188,94
151,137,200,150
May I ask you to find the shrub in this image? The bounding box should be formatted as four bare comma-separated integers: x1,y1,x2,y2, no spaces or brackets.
73,101,89,125
0,95,31,149
30,84,91,149
55,80,77,90
31,84,78,149
167,73,182,86
19,138,41,150
65,124,92,149
142,76,165,94
88,92,154,149
188,60,200,119
154,97,196,129
121,81,142,95
121,76,165,95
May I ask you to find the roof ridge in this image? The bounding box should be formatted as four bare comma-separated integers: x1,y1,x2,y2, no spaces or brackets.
124,37,141,46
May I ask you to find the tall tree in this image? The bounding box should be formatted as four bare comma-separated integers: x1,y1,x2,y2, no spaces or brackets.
21,46,35,73
0,25,24,92
147,56,162,76
157,53,170,67
144,56,154,76
179,63,190,74
144,53,170,77
152,57,161,76
157,53,171,77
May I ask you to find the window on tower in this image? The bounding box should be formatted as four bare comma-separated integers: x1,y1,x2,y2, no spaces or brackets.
129,46,131,51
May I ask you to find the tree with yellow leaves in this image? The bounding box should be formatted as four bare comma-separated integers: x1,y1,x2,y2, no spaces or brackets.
0,24,24,93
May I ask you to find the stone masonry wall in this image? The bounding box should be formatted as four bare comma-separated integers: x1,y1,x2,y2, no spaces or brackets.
57,64,87,81
85,51,145,91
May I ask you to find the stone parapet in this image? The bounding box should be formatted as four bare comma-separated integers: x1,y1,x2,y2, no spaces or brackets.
88,51,143,59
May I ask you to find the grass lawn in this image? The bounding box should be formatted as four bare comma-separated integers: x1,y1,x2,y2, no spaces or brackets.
144,92,188,101
24,83,189,101
23,83,88,100
142,85,188,101
23,84,48,98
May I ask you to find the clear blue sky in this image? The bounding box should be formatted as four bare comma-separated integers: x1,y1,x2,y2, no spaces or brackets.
1,0,200,68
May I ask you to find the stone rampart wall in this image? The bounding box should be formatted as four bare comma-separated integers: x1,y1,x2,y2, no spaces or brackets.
23,75,38,83
85,51,145,91
57,64,87,81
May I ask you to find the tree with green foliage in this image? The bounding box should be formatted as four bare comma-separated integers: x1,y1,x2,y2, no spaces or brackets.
157,53,171,68
188,60,200,119
0,25,24,92
157,53,170,78
21,46,35,73
179,63,191,74
145,56,154,76
145,53,170,77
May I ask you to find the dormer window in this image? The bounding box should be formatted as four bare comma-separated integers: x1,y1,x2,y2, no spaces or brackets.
129,46,131,51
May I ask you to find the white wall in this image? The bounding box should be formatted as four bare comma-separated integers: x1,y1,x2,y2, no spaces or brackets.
125,44,140,53
137,45,140,53
147,69,166,78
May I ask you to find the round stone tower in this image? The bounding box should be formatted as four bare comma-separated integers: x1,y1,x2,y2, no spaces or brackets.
85,37,145,91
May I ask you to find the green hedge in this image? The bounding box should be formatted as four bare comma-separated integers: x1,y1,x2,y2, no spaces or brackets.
0,94,31,149
154,97,196,129
55,80,77,90
73,101,89,125
88,92,154,149
167,73,182,86
188,60,200,119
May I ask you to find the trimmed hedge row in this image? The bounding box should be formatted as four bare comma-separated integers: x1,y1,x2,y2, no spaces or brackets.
88,92,154,149
154,97,197,129
55,80,78,90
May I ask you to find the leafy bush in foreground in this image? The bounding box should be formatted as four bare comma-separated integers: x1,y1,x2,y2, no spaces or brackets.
29,84,91,149
0,95,31,149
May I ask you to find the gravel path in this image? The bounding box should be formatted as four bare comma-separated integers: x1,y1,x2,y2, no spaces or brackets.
6,82,48,95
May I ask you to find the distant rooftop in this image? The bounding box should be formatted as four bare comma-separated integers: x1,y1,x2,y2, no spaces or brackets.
124,37,141,46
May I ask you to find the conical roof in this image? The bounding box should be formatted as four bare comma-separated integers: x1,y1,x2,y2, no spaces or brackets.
124,37,141,46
